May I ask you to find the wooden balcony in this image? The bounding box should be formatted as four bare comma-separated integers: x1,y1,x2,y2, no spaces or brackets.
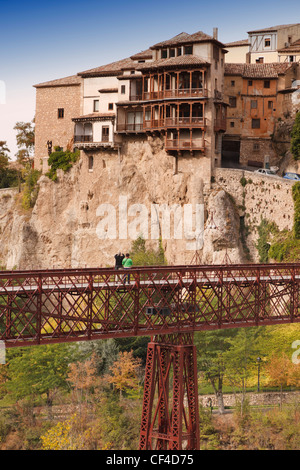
74,135,93,143
74,135,116,150
116,123,144,133
165,138,205,152
164,117,206,128
214,118,227,132
142,88,208,101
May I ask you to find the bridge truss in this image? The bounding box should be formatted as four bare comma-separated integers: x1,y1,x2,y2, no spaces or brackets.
1,262,300,449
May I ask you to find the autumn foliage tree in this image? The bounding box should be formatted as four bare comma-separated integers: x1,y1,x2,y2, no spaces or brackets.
266,353,300,409
107,351,142,398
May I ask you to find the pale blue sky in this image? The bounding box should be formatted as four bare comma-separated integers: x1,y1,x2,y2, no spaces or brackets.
0,0,299,157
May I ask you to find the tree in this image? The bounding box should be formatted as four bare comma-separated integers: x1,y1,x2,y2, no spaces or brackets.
223,327,264,415
107,350,142,398
6,344,75,416
291,111,300,161
67,354,99,411
131,236,166,266
196,329,237,414
14,120,35,164
266,353,300,410
0,141,10,169
0,141,19,188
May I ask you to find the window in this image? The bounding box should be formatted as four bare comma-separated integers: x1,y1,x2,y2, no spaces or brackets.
177,47,182,56
230,121,235,128
169,48,175,58
184,45,193,55
161,49,168,59
88,156,94,172
58,108,64,119
229,96,237,108
264,80,270,88
264,38,271,47
268,100,273,110
231,80,235,87
248,80,253,86
102,126,109,142
121,85,126,94
93,100,99,112
256,57,264,63
253,143,260,151
251,100,257,109
108,103,113,110
252,118,260,129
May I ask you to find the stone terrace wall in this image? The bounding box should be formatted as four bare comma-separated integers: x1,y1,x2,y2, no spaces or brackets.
200,391,300,408
214,168,295,261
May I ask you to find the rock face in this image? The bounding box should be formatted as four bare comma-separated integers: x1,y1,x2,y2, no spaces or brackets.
202,189,246,265
0,138,251,270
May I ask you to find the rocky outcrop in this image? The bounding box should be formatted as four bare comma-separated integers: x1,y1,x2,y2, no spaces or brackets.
0,138,261,270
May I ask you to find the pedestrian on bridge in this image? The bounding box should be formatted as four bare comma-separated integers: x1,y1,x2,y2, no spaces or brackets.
114,252,125,270
122,253,133,284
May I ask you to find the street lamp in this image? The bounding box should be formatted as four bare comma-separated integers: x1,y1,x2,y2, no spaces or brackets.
257,357,261,392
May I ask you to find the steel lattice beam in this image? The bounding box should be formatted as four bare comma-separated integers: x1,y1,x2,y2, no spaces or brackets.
139,333,199,450
1,262,300,347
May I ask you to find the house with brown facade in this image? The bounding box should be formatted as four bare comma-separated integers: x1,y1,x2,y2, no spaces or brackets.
223,62,299,168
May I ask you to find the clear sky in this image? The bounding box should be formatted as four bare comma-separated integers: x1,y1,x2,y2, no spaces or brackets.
0,0,299,157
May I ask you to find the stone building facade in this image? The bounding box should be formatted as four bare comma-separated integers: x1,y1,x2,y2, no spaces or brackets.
34,75,82,173
223,62,300,167
34,29,228,189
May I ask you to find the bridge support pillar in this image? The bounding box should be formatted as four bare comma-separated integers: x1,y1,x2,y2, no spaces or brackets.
139,333,199,450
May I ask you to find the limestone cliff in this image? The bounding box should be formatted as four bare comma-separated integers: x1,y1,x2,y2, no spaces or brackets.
0,138,249,270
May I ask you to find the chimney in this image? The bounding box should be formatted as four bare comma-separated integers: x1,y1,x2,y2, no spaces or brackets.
213,27,218,40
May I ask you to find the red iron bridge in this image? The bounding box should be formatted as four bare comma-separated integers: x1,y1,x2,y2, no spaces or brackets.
1,262,300,450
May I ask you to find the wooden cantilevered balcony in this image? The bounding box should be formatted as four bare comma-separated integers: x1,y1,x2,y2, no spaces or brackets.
142,88,208,101
74,135,93,143
164,116,206,129
214,118,227,132
116,123,144,133
165,138,205,152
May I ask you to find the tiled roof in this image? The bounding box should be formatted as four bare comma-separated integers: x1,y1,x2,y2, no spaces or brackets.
150,31,225,49
278,39,300,53
225,63,292,78
78,57,137,77
136,55,209,71
225,39,250,47
34,75,81,88
130,49,153,60
248,23,300,34
72,113,115,121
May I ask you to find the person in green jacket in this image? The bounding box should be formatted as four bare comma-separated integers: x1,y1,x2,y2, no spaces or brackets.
122,253,133,283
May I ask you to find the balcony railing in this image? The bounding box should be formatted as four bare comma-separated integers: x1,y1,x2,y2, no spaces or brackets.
165,138,205,151
116,123,144,132
129,94,143,101
74,135,93,143
142,88,208,101
164,117,206,128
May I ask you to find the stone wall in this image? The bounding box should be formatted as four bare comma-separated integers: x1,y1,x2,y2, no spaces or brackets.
200,391,300,408
34,82,82,171
214,167,295,261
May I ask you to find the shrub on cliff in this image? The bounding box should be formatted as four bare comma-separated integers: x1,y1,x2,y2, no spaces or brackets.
46,148,79,181
291,111,300,161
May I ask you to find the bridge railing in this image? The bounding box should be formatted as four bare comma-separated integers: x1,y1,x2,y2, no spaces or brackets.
0,263,300,347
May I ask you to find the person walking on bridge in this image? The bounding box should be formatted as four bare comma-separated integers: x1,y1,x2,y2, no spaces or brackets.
122,253,133,284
